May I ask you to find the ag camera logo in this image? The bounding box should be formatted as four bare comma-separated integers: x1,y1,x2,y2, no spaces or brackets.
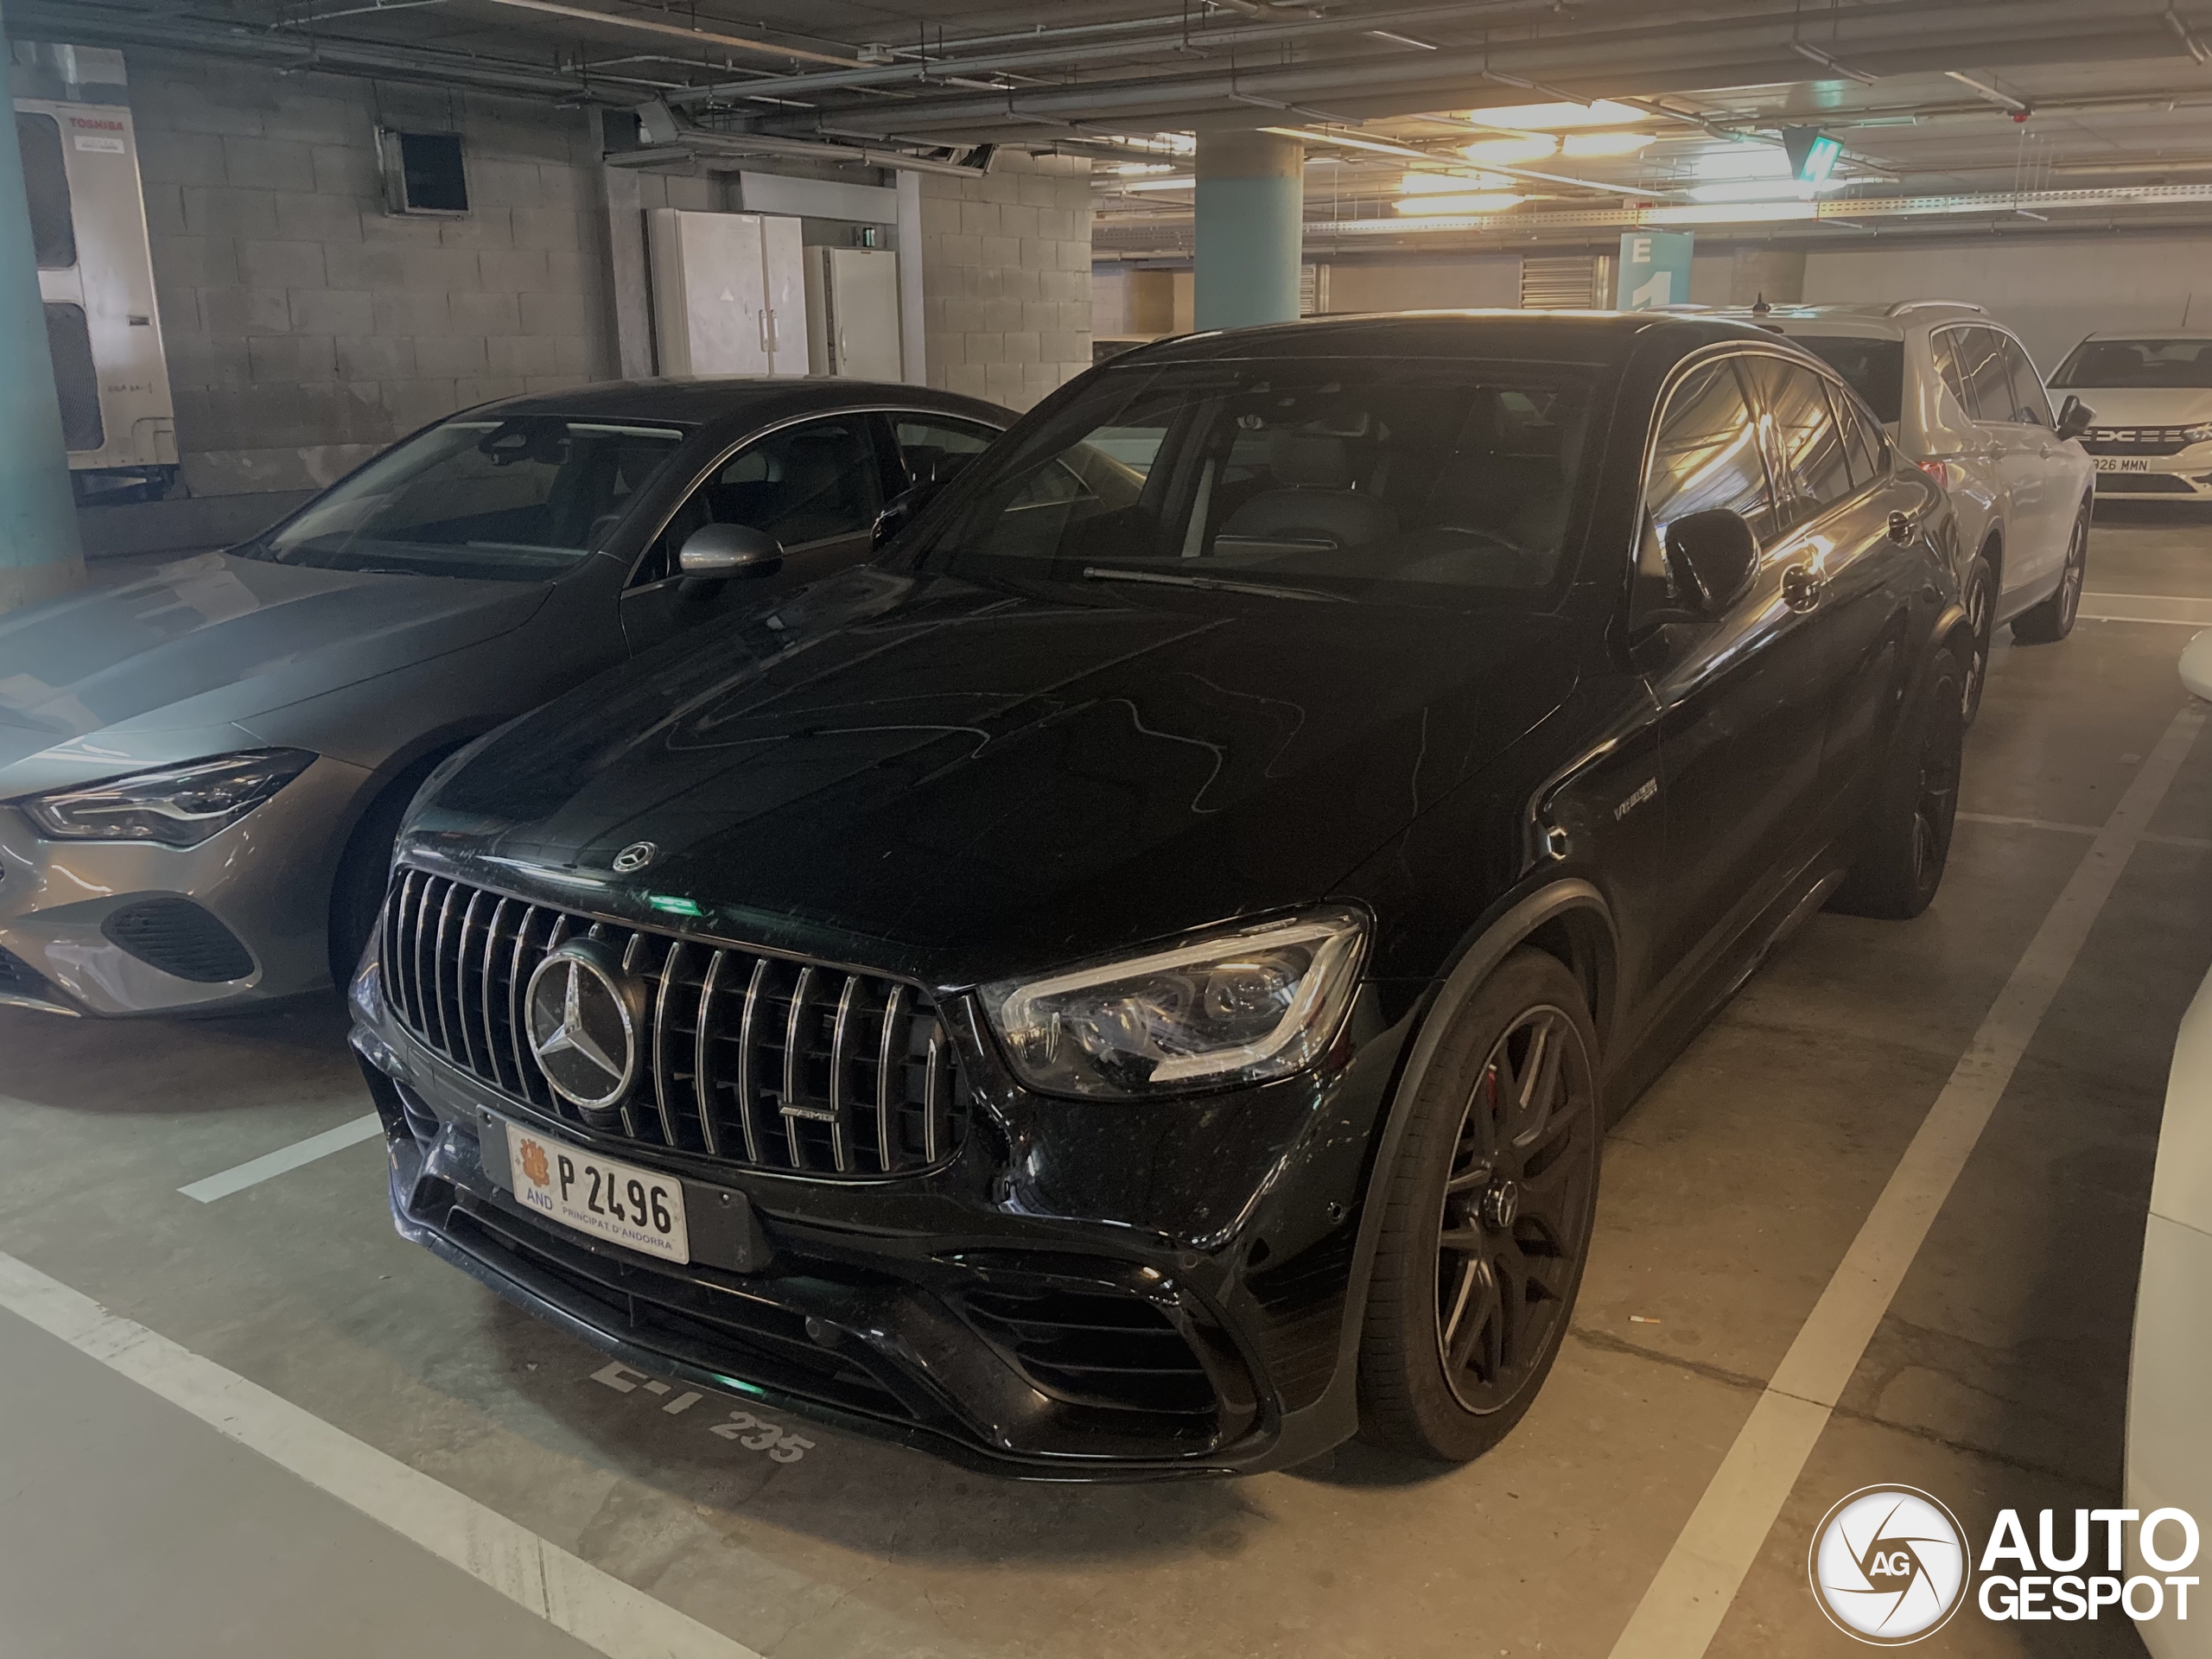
1810,1486,1969,1644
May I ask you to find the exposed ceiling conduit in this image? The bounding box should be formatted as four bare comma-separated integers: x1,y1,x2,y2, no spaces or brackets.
623,99,989,177
474,0,850,68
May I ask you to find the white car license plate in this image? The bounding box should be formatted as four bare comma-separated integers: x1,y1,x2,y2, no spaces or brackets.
2096,456,2153,473
505,1123,690,1263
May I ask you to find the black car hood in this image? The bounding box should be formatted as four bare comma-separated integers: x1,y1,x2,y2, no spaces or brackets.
414,567,1580,986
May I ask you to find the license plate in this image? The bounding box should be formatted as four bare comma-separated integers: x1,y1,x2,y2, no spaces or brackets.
505,1123,690,1263
2096,456,2153,473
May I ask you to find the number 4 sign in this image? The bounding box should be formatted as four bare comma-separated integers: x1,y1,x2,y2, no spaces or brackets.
1617,231,1695,310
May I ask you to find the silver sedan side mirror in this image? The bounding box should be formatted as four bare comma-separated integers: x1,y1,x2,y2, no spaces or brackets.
678,522,783,582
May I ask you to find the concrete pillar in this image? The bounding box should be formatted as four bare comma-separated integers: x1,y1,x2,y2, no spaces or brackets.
1194,130,1302,332
0,5,85,614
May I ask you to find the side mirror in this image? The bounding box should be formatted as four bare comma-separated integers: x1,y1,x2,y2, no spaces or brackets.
2055,394,2094,442
677,522,782,584
2183,627,2212,702
873,479,944,550
1662,509,1759,617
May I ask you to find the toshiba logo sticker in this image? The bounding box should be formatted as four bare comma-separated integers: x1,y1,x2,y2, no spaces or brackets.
1809,1485,2201,1642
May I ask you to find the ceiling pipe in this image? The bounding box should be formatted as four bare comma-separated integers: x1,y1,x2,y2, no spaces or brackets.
12,0,613,100
741,0,2167,137
627,99,989,177
660,0,1560,105
474,0,851,68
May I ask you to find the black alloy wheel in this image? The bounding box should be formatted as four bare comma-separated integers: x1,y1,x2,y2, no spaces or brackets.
1960,554,1994,726
1830,645,1967,920
2011,504,2088,644
1358,949,1600,1463
1433,1006,1597,1413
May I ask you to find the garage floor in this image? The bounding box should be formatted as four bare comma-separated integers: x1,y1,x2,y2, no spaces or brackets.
4,512,2209,1659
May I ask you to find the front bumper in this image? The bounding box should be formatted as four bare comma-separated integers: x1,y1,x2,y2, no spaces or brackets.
2088,448,2212,498
353,953,1413,1479
0,755,367,1016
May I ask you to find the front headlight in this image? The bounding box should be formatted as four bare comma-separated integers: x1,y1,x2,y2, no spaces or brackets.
16,749,315,847
2183,423,2212,445
982,909,1366,1099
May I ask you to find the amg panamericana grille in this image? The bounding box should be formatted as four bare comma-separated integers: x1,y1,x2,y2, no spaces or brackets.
382,868,966,1177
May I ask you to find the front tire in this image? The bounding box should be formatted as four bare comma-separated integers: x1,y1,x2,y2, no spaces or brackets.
1357,949,1601,1463
1960,553,1995,726
1829,645,1967,920
2010,501,2088,645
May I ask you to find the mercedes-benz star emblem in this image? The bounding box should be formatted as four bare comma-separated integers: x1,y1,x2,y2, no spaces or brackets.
612,841,658,874
524,940,639,1111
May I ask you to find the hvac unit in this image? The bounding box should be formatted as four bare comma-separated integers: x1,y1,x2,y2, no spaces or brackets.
646,207,806,377
804,246,903,380
12,43,176,503
1520,255,1605,310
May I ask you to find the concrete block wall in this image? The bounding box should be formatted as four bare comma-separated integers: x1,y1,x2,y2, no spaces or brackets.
124,50,618,497
917,151,1092,409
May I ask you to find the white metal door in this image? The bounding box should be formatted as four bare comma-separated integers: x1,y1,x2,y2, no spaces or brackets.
806,247,903,380
647,208,768,377
760,215,806,377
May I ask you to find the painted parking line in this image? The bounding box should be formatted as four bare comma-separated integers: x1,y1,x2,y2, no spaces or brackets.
1605,701,2207,1659
0,1249,765,1659
1958,810,2212,850
2077,591,2212,626
178,1113,384,1204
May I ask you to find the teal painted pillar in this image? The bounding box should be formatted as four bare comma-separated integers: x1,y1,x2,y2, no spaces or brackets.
1193,129,1302,332
0,4,85,614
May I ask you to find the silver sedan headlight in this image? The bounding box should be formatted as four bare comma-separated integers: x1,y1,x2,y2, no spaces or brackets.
982,909,1366,1099
16,749,315,847
2185,422,2212,445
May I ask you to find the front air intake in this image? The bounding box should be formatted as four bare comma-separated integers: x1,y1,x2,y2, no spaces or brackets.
102,898,254,982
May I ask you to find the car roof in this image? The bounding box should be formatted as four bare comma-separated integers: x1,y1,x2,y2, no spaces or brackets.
454,377,1014,430
2079,329,2212,341
1701,300,1992,338
1122,308,1803,365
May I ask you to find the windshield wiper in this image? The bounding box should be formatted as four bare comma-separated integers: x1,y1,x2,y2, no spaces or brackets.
1082,565,1350,602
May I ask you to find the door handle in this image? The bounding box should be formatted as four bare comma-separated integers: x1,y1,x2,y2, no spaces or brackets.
1783,563,1822,612
1888,508,1916,544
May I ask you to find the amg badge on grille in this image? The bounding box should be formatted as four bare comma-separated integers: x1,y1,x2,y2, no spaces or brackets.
524,939,642,1110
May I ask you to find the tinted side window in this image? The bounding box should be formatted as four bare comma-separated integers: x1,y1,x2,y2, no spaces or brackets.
1956,327,2019,425
1639,357,1777,589
1832,383,1888,488
639,416,883,585
1930,329,1974,415
1999,334,2051,425
1746,358,1854,528
893,415,997,487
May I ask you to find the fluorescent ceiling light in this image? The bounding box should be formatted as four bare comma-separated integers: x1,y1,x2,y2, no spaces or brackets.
1393,192,1524,214
1401,168,1513,194
1694,145,1792,181
1107,162,1176,175
1110,176,1197,192
1463,99,1647,130
1561,131,1656,159
1644,200,1817,225
1463,134,1560,165
1259,125,1426,157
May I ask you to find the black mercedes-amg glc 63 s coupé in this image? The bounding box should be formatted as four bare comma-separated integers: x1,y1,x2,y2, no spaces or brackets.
351,311,1969,1478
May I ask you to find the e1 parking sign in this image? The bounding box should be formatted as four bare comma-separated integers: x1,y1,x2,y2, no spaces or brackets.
1617,230,1695,308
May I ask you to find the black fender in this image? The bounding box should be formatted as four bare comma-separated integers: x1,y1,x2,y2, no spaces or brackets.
1267,878,1614,1465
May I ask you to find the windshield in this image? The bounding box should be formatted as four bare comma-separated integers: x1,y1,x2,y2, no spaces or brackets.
897,358,1597,607
2051,338,2212,390
1796,336,1904,424
241,416,690,581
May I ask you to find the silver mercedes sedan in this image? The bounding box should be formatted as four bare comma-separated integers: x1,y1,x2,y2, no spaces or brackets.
0,378,1014,1016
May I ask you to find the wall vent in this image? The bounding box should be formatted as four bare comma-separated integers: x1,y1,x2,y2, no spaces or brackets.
1520,255,1600,310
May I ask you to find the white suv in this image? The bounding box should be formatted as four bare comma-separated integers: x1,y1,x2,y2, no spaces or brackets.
2048,332,2212,502
1710,301,2095,720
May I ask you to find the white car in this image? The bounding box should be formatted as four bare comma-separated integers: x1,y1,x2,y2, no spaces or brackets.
1713,301,2096,721
2124,629,2212,1658
2051,333,2212,504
